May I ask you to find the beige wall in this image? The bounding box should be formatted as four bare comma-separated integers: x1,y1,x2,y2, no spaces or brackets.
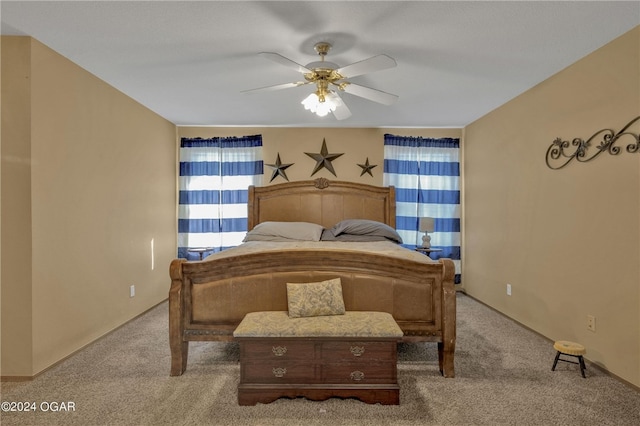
1,37,177,376
463,27,639,387
178,127,462,187
1,37,34,376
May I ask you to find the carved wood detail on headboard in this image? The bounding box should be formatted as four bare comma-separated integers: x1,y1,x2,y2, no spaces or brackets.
313,177,330,189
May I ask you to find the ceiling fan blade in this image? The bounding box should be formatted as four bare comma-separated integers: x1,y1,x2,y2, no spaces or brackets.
332,102,352,121
328,92,352,121
260,52,311,74
242,81,310,94
340,82,398,106
336,54,396,78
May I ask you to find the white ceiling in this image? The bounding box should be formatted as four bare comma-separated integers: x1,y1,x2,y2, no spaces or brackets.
2,1,638,128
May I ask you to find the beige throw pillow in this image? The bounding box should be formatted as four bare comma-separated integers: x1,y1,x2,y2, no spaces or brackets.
286,278,346,318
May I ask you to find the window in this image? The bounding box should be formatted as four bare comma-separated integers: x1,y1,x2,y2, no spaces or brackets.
178,135,263,259
383,134,461,282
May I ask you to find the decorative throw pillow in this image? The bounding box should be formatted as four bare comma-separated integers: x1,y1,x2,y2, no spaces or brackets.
286,278,346,318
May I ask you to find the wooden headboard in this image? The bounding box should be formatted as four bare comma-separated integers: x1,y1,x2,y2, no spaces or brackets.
248,178,396,230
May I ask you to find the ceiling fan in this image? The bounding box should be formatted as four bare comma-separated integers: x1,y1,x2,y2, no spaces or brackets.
243,42,398,120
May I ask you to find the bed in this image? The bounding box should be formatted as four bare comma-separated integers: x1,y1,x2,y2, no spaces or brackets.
169,178,456,377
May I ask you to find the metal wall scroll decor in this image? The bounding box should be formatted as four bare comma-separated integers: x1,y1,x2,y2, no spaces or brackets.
545,116,640,170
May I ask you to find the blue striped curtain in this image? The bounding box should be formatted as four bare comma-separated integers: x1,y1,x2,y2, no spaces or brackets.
383,134,461,283
178,135,263,259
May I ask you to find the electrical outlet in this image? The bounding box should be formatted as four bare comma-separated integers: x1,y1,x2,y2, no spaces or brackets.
130,285,135,298
506,284,512,296
587,315,596,332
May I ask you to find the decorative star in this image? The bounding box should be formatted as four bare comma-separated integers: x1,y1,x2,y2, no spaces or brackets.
304,138,344,177
357,157,378,177
265,153,294,182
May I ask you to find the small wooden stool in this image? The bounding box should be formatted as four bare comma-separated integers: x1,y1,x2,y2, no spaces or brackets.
552,341,586,378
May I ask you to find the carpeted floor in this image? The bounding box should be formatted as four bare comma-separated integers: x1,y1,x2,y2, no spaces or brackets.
1,293,638,425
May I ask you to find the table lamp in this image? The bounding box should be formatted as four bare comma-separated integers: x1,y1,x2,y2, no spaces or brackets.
419,217,435,248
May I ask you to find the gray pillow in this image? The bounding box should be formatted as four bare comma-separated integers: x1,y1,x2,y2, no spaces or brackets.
321,230,394,242
243,221,324,242
328,219,403,244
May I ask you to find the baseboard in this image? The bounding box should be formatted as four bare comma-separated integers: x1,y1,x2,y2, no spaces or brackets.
459,291,640,393
0,375,32,382
0,298,168,383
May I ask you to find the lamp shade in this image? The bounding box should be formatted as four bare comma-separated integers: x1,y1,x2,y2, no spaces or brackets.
301,91,341,117
419,217,435,233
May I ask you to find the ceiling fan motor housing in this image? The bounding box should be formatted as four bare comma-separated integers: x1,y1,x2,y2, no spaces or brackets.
304,43,347,101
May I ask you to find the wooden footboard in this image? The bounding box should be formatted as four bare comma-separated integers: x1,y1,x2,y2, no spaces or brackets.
169,252,456,378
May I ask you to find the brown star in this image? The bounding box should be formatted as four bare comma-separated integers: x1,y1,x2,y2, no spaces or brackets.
304,138,344,177
357,157,377,177
266,153,293,182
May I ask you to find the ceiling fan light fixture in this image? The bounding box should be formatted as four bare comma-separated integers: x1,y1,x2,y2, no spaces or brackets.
301,91,339,117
